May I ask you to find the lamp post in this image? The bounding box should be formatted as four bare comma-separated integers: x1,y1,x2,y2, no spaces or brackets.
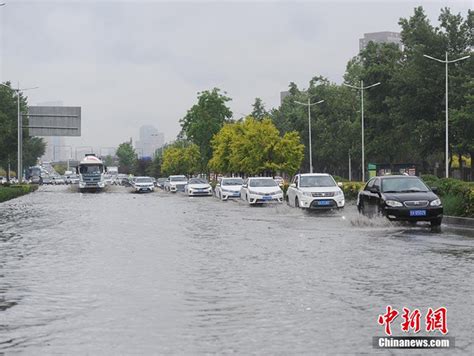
343,80,380,182
423,52,470,178
294,98,325,173
0,82,39,182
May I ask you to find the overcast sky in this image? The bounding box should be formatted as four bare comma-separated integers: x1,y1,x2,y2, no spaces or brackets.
0,0,471,149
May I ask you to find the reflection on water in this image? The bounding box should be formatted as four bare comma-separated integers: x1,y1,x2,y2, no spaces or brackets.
0,185,473,354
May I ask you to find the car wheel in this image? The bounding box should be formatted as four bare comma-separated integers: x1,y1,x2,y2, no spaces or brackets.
431,218,442,227
295,197,299,208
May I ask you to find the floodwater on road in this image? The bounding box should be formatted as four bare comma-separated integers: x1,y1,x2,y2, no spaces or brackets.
1,185,473,354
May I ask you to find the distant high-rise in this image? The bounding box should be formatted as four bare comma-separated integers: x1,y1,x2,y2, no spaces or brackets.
359,31,402,51
135,125,165,158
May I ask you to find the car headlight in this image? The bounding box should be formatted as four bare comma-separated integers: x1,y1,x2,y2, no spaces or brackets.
430,199,442,207
248,189,258,195
302,191,312,196
272,190,282,195
335,190,343,196
385,200,403,207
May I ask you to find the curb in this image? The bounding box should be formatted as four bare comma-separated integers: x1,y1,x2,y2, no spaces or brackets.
444,215,474,227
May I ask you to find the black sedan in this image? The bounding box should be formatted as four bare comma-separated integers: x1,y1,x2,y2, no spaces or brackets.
357,175,443,227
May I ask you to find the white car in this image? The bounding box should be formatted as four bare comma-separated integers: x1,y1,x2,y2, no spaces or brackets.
214,177,243,200
164,175,188,192
240,177,283,205
185,178,213,196
132,176,155,193
286,173,345,209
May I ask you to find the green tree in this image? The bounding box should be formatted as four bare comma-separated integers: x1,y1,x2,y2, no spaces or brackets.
274,131,305,176
271,78,359,177
161,142,200,176
0,82,45,178
53,163,68,175
103,155,115,167
23,136,46,169
179,88,232,171
208,123,239,174
250,97,268,120
116,142,137,173
146,154,162,178
210,117,304,176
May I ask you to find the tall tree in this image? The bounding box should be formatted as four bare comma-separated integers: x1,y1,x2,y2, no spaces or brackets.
179,88,232,172
116,142,137,173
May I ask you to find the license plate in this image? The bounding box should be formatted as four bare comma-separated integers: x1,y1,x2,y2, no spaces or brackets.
262,196,272,200
317,200,331,206
410,210,426,217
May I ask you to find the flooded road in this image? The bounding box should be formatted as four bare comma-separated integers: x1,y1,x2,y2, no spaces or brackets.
1,185,473,354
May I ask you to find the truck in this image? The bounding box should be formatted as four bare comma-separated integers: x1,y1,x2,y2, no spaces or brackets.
77,154,106,192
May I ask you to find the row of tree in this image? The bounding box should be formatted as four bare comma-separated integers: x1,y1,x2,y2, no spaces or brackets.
168,7,472,180
115,141,162,177
271,7,473,178
0,82,46,178
112,7,471,181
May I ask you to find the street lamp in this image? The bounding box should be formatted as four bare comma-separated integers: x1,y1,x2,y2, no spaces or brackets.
343,80,380,182
294,98,325,173
423,52,470,178
0,82,39,182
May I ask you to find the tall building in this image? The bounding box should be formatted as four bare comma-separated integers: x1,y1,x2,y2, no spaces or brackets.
359,31,402,51
135,125,165,159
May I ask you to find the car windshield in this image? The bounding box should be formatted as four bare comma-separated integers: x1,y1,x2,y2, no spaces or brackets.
189,178,208,184
381,178,429,193
300,176,336,187
170,176,187,182
249,179,277,187
79,164,103,174
222,178,243,186
136,177,152,183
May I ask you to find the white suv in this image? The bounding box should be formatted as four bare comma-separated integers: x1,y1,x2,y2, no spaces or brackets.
240,177,283,205
286,173,344,209
164,175,188,192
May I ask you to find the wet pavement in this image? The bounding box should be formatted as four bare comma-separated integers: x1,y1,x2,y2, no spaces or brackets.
0,185,473,354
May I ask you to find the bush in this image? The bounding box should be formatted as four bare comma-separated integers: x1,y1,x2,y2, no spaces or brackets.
341,182,365,200
420,174,440,187
434,178,473,217
333,175,349,183
0,184,38,203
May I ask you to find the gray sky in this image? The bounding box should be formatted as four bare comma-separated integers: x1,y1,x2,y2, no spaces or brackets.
0,0,471,149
